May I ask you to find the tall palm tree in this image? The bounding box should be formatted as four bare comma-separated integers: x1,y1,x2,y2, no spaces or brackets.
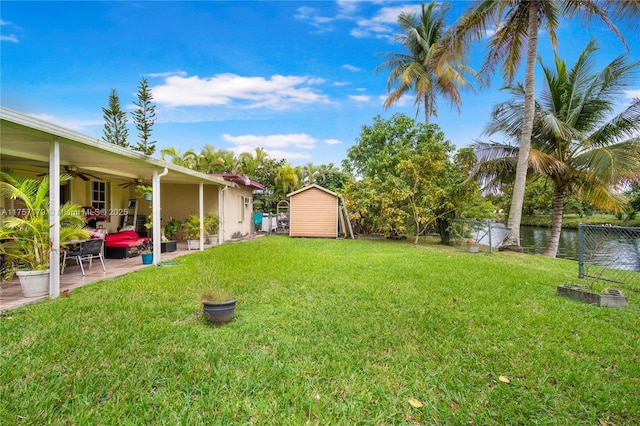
449,0,631,250
377,1,475,124
472,40,640,257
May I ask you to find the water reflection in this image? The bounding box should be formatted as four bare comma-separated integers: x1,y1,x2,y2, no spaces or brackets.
520,226,580,260
520,225,640,273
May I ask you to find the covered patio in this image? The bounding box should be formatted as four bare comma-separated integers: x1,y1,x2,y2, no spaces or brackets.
1,107,234,302
1,240,208,311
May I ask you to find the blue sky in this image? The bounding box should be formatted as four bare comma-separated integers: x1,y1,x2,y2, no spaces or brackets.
2,1,638,167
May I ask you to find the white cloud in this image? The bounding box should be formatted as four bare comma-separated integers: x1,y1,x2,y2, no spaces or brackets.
378,93,412,107
148,71,187,78
624,89,640,99
323,139,342,145
349,95,371,102
343,64,360,72
152,73,330,110
1,34,18,43
222,133,319,161
294,6,336,33
1,20,19,43
223,133,317,150
351,4,422,39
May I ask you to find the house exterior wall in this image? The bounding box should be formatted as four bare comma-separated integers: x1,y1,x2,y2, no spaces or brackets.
160,184,219,240
222,185,254,240
289,187,338,238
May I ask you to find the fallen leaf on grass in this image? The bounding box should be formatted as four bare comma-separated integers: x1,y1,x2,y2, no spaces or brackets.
408,398,424,408
499,375,510,383
450,401,459,410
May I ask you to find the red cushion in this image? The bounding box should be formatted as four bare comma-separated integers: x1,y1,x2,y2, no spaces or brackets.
105,231,148,247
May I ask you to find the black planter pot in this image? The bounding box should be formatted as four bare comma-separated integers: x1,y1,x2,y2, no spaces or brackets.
202,299,237,324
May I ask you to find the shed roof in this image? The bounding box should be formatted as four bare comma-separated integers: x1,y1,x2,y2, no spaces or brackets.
287,184,338,198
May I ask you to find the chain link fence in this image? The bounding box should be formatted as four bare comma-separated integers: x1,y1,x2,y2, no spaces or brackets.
449,219,511,253
578,224,640,288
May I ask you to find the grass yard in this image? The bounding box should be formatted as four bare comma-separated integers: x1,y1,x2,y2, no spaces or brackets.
1,236,639,424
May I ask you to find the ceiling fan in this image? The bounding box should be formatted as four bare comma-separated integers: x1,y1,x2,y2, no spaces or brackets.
118,178,146,188
39,165,102,181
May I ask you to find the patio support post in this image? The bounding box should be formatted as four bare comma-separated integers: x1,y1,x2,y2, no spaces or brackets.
152,168,168,265
218,186,224,245
49,138,61,298
199,182,204,251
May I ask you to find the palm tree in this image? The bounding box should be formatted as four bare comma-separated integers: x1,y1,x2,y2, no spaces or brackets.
376,1,475,124
160,147,197,169
472,41,640,257
449,0,632,250
274,164,302,199
239,147,269,178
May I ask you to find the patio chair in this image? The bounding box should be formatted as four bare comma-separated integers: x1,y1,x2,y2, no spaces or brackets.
62,238,106,276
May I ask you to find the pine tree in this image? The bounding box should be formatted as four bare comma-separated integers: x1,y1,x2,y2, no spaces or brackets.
131,76,157,156
102,89,129,147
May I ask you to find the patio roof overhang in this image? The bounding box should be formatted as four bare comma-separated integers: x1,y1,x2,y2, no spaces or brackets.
1,106,233,298
0,107,231,187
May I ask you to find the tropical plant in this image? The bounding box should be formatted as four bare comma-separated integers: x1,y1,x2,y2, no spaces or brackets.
376,1,476,124
448,0,632,250
134,184,153,198
183,214,201,240
472,41,640,257
160,147,197,169
204,212,220,236
0,170,89,278
163,218,182,240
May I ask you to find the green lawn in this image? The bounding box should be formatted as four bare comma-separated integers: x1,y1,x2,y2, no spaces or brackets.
1,236,639,424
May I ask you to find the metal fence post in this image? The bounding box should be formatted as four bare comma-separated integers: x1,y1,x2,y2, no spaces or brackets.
578,223,584,278
488,219,493,254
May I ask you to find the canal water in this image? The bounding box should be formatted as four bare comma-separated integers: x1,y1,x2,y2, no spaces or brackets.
519,226,580,260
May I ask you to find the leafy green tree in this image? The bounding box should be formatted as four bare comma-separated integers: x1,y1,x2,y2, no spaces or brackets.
314,163,350,192
448,0,632,250
343,114,486,243
101,89,129,147
377,1,475,123
131,76,157,156
473,41,640,257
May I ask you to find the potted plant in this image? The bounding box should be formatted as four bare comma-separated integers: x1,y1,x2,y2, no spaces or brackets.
140,241,153,265
183,214,201,250
162,218,180,253
135,184,153,201
199,265,236,324
204,212,220,244
0,170,89,297
466,238,480,253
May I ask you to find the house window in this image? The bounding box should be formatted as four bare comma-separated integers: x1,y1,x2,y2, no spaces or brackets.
91,181,109,220
238,195,245,222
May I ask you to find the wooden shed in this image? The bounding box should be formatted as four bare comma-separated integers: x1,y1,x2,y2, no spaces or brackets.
287,185,339,238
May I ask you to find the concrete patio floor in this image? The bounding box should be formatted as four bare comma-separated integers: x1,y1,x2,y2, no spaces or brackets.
0,241,208,311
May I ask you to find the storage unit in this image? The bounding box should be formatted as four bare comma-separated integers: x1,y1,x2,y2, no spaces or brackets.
287,185,338,238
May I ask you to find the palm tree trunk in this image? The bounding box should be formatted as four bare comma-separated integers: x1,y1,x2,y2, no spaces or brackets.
424,93,430,124
502,1,539,251
544,186,565,257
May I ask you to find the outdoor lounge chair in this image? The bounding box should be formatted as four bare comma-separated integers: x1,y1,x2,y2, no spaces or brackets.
62,238,106,276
